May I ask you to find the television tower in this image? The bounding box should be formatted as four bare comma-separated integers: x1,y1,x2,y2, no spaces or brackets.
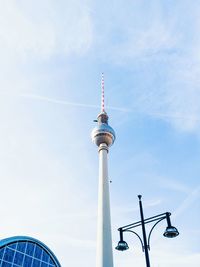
91,74,116,267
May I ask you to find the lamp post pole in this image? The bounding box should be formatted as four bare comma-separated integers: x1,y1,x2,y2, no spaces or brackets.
138,195,150,267
115,195,179,267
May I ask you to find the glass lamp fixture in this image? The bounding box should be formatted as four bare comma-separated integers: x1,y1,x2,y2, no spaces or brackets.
115,228,129,251
115,240,129,251
163,226,179,238
164,212,179,238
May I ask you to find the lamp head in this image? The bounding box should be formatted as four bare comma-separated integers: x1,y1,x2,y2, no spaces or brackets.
163,226,179,238
115,240,129,251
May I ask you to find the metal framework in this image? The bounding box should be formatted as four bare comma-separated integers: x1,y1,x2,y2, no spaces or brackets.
116,195,179,267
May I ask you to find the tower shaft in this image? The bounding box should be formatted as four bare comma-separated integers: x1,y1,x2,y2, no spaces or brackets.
91,75,115,267
96,143,113,267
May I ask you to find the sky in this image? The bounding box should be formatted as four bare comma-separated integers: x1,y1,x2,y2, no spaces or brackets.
0,0,200,266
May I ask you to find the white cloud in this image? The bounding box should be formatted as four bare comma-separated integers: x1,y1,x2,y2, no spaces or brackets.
114,232,200,267
0,0,93,61
92,1,200,133
151,247,200,267
111,23,177,63
156,176,191,194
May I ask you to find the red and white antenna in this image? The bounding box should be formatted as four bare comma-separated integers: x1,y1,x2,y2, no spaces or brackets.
101,72,105,113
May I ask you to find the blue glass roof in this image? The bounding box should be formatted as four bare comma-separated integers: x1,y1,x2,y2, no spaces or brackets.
0,236,61,267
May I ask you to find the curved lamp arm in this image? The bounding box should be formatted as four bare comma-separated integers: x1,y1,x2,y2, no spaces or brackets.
147,217,165,250
125,230,145,252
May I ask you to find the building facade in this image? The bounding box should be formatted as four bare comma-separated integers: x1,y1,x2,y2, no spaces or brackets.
0,236,61,267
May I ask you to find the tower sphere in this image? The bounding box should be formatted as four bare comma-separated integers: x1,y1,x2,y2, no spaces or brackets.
91,112,115,147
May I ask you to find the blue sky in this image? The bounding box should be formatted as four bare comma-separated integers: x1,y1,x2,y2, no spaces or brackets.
0,0,200,266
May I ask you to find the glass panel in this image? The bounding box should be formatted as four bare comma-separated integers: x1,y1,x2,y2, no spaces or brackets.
0,248,5,259
32,258,41,266
26,242,35,256
1,262,12,267
23,255,33,267
16,242,26,252
3,248,15,262
42,251,50,262
14,251,24,265
49,257,55,264
41,262,48,267
34,245,42,259
8,243,17,249
49,263,56,267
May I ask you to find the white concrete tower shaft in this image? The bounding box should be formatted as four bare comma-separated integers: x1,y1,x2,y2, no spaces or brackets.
91,74,115,267
97,143,113,267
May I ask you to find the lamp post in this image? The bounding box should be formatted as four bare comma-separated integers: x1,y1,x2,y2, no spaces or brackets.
115,195,179,267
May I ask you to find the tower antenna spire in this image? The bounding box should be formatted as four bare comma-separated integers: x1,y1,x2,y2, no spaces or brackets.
101,73,105,113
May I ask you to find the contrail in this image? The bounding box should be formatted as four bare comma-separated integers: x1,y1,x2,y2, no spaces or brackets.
20,93,131,112
1,92,200,121
173,185,200,219
20,94,200,121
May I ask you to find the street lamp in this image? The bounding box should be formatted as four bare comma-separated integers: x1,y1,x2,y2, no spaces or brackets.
115,195,179,267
